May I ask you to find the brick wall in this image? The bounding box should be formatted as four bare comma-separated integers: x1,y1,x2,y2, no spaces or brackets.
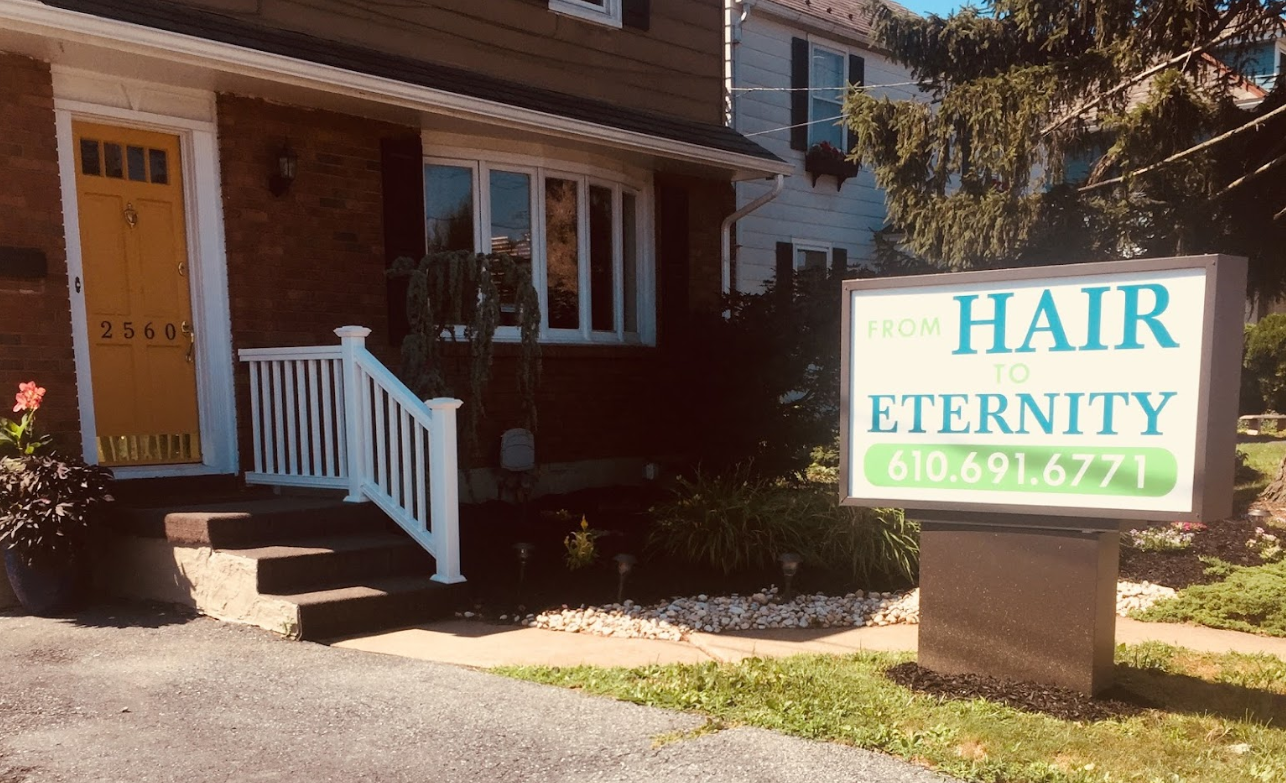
0,55,80,448
217,95,729,469
217,96,397,351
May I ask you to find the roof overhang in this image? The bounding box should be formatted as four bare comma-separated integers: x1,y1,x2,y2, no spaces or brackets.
0,0,792,181
753,0,887,55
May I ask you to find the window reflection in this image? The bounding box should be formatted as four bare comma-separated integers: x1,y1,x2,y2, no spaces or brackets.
490,170,532,327
425,165,475,253
545,178,580,330
589,185,614,332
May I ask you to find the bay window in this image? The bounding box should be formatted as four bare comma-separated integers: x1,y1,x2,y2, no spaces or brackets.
424,155,652,344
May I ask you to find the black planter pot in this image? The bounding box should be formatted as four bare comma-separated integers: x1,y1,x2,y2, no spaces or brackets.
3,548,82,616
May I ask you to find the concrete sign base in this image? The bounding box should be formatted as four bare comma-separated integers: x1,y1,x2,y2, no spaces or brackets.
917,520,1119,695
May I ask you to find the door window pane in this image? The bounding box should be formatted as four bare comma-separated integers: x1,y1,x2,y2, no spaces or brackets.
809,47,846,149
489,170,533,327
545,178,580,330
425,165,475,253
149,149,169,184
80,139,101,176
589,185,615,332
127,146,147,182
104,143,124,179
622,192,638,334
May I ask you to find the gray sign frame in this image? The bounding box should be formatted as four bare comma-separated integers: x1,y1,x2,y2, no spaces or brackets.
839,254,1247,524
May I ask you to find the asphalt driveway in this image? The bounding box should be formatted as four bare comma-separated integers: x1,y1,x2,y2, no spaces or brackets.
0,604,948,783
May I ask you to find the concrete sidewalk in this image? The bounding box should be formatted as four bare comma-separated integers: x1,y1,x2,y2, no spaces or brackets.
334,616,1286,668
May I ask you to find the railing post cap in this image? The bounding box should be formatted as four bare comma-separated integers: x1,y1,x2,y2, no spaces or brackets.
334,326,372,339
424,397,464,410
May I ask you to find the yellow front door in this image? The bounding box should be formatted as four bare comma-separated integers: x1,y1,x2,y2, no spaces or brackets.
73,122,201,466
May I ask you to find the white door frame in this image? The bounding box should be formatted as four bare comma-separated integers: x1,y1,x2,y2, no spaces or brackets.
53,98,238,478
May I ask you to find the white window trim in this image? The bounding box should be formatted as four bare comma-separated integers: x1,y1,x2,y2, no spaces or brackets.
423,151,655,346
548,0,622,29
791,239,833,272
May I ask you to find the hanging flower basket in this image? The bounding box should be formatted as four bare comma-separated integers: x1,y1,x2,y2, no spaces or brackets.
804,142,860,190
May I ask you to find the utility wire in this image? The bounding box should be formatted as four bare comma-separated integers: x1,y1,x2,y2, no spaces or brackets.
731,81,921,92
744,115,845,137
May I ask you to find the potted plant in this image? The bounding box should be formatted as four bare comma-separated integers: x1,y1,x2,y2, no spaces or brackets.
804,141,860,189
0,382,113,615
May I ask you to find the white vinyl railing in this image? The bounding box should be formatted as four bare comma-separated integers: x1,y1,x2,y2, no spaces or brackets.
239,326,464,584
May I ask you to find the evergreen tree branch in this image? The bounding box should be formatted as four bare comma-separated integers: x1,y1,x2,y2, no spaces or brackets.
1080,100,1286,192
1217,150,1286,198
1040,16,1265,138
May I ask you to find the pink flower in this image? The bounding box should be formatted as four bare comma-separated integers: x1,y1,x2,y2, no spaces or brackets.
13,381,46,413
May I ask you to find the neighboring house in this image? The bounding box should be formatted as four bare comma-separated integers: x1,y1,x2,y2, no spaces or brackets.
0,0,788,487
727,0,918,293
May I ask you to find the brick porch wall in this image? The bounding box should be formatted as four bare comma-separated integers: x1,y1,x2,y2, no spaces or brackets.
0,55,80,448
217,95,732,469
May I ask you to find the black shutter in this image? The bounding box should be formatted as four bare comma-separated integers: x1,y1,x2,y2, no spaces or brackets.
380,135,426,345
790,37,809,151
832,246,848,274
847,54,865,152
657,183,690,349
775,241,794,297
622,0,650,30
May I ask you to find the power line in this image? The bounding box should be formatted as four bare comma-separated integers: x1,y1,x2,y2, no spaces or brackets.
744,114,845,137
730,81,922,92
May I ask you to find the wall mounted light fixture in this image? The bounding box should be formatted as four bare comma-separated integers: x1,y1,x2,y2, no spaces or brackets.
269,142,298,197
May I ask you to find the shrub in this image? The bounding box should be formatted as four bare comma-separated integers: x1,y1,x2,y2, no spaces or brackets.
647,467,918,586
648,468,805,575
1138,559,1286,637
0,454,114,565
1242,314,1286,414
678,268,852,480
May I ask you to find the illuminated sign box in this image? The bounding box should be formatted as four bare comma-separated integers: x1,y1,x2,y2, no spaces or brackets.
839,255,1247,522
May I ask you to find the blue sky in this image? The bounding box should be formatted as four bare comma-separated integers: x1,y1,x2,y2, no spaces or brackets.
896,1,974,16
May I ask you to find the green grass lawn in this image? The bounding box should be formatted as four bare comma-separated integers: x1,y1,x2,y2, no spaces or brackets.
502,644,1286,783
1235,436,1286,510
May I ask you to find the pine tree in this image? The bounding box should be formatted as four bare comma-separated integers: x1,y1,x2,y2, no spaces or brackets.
848,0,1286,302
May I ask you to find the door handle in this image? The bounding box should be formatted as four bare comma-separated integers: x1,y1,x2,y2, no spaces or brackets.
180,320,195,363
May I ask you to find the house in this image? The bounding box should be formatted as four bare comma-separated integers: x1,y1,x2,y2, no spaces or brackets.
725,0,918,293
0,0,789,629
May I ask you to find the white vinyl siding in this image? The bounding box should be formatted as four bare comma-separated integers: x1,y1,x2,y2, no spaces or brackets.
731,15,920,293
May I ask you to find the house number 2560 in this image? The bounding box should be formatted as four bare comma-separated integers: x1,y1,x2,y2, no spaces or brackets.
99,321,179,341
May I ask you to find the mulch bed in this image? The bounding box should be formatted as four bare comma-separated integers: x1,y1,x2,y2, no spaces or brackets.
1118,515,1266,590
884,662,1148,722
456,486,886,620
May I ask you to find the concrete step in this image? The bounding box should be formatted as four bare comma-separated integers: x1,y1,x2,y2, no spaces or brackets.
226,534,434,594
114,497,393,548
277,576,464,641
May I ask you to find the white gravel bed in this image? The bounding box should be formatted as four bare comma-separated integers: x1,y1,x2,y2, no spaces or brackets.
520,580,1178,641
